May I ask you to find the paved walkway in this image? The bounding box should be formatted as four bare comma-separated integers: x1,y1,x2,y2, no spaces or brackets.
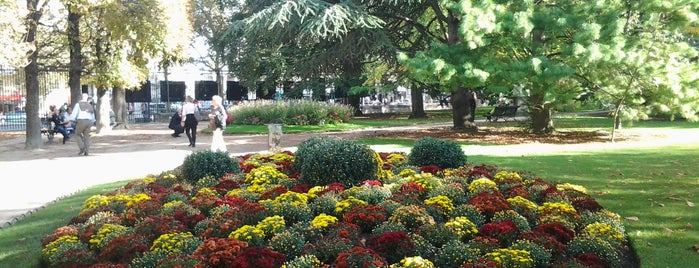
1,120,697,228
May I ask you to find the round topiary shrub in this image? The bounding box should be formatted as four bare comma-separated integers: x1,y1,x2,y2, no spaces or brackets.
407,137,467,168
181,150,241,184
294,136,378,187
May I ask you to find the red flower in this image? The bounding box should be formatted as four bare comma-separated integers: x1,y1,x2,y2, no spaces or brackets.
259,186,288,200
368,231,414,264
419,165,442,174
572,197,603,212
99,234,149,263
290,183,310,193
334,246,388,268
211,179,241,195
342,204,387,232
398,182,425,196
533,223,575,244
193,237,248,267
467,192,510,219
231,246,285,268
318,182,345,196
478,220,519,246
363,180,382,187
576,253,610,268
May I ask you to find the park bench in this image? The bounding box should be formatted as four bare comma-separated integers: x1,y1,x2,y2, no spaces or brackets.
41,116,74,143
485,105,519,122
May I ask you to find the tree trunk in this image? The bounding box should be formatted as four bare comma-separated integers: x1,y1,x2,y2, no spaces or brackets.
408,85,426,119
112,86,128,129
95,86,111,133
530,105,554,134
24,0,43,149
450,88,476,131
610,100,625,142
215,66,225,100
349,95,363,116
67,6,82,106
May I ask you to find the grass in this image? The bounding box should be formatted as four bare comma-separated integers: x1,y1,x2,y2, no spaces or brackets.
469,146,699,267
0,180,132,267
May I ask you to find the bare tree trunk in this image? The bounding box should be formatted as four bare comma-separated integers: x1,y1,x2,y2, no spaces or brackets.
24,0,44,149
450,88,476,131
215,65,225,100
67,6,82,106
95,86,111,133
112,86,128,129
349,95,363,116
408,85,426,119
528,93,555,134
610,101,624,142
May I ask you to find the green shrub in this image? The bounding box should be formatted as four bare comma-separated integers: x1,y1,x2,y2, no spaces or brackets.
407,137,467,168
294,136,378,187
229,100,354,126
181,151,241,184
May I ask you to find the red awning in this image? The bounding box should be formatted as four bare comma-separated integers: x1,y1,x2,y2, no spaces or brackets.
0,93,22,101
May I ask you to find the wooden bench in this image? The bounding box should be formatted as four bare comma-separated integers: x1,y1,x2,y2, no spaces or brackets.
486,106,519,122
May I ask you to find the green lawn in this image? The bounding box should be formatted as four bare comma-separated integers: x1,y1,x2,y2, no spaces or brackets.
470,147,699,267
0,180,133,267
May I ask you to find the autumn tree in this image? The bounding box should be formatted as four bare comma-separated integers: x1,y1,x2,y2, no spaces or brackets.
191,0,242,100
76,0,191,132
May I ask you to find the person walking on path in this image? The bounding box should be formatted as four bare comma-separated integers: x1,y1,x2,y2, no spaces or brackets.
209,95,228,152
181,96,199,147
68,93,96,155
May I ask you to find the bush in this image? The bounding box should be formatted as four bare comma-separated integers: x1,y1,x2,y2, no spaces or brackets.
181,150,241,184
294,136,378,187
407,137,467,168
229,100,354,126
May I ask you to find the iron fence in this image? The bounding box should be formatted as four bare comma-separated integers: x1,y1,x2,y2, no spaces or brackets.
0,66,69,132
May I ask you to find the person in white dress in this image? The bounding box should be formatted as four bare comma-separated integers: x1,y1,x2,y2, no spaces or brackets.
209,95,228,152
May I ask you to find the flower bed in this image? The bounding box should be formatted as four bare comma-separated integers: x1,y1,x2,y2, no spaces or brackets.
40,150,636,267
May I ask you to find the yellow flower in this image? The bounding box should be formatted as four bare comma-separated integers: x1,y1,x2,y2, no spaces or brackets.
311,213,338,228
335,196,367,214
468,178,498,193
424,195,454,213
507,196,537,211
445,216,478,238
493,171,522,183
556,183,587,194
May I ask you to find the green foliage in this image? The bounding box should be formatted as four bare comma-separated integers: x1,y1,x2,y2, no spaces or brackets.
229,100,354,126
407,137,467,168
181,150,241,184
434,240,478,268
294,136,378,187
269,231,307,259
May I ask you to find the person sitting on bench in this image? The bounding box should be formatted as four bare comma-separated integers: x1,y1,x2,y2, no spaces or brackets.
49,105,73,144
486,101,504,121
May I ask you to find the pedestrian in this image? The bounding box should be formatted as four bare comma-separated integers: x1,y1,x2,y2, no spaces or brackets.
181,96,199,147
208,95,228,152
467,88,478,123
168,110,184,137
68,93,96,156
